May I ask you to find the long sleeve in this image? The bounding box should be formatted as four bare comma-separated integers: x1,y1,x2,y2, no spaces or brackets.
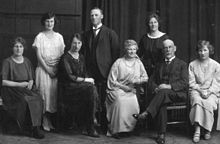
208,63,220,96
62,57,78,82
107,59,120,90
138,59,148,83
189,63,200,90
110,30,120,61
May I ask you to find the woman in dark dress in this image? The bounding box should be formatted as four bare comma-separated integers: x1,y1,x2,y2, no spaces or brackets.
1,37,44,139
58,33,99,138
138,13,169,76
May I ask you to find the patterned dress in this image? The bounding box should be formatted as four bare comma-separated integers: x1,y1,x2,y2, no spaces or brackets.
189,58,220,131
32,32,65,113
106,57,148,134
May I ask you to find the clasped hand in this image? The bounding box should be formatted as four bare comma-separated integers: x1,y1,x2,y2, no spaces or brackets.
47,67,57,78
84,78,95,84
21,80,33,90
155,84,171,93
199,89,211,99
121,83,136,93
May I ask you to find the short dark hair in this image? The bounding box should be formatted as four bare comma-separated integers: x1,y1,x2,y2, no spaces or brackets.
196,40,214,55
91,7,103,15
70,33,82,44
146,13,161,31
11,37,26,50
41,11,57,26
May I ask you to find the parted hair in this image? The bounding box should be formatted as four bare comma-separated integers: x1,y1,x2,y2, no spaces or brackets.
124,39,138,50
11,37,27,50
41,11,57,26
146,13,161,30
196,40,214,55
91,7,103,15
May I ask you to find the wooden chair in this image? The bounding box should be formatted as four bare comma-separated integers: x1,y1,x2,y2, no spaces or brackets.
0,76,23,134
167,102,189,125
166,93,190,134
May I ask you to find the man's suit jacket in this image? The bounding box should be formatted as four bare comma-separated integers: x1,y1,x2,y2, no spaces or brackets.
150,57,188,99
82,25,120,79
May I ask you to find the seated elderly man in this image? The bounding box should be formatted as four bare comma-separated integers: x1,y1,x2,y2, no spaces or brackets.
134,39,188,144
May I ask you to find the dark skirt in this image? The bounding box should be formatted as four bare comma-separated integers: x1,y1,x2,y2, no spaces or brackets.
61,82,99,128
1,86,43,127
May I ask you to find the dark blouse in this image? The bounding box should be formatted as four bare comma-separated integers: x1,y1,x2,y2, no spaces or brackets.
2,57,33,82
1,57,43,127
138,34,169,75
58,53,87,83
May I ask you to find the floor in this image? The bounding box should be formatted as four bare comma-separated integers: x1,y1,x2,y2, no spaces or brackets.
0,127,220,144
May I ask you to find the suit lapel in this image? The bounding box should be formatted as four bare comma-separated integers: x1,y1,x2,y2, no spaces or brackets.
97,26,104,43
169,57,177,74
88,29,93,51
159,62,165,80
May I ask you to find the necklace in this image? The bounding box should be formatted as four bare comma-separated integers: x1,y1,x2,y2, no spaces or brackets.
124,58,136,68
199,59,210,73
11,56,24,64
68,51,79,60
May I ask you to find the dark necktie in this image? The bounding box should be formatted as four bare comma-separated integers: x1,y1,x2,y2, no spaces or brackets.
165,60,170,65
93,27,100,37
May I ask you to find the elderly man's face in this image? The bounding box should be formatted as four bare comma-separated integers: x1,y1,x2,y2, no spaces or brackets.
90,9,103,27
163,40,176,59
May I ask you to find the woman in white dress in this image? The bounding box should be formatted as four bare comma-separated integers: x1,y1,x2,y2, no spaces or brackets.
106,40,148,138
32,12,65,131
189,40,220,143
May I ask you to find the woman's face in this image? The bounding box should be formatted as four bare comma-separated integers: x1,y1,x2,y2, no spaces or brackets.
44,17,55,30
126,45,137,58
70,37,82,52
198,46,209,60
149,17,159,32
13,42,24,57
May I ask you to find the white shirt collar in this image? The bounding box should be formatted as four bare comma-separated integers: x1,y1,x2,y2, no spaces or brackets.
165,56,175,62
147,32,165,39
93,23,102,30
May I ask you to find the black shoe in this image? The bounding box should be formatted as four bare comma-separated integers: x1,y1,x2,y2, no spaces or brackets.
156,137,165,144
156,134,165,144
112,133,121,139
132,112,148,120
87,129,100,138
132,114,139,120
33,126,45,139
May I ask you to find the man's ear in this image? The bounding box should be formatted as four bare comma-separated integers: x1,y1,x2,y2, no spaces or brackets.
174,46,177,52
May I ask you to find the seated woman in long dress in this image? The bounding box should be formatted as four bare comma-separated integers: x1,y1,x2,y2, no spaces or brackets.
1,37,44,139
189,40,220,143
58,33,99,138
106,39,148,138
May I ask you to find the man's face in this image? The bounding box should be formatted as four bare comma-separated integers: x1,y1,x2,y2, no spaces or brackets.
163,40,176,59
90,9,103,27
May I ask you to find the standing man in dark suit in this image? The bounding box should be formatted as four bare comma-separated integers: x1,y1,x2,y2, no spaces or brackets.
134,39,188,144
82,7,120,133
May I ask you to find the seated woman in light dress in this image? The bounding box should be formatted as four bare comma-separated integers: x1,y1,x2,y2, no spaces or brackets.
189,40,220,143
106,39,148,138
1,37,44,139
